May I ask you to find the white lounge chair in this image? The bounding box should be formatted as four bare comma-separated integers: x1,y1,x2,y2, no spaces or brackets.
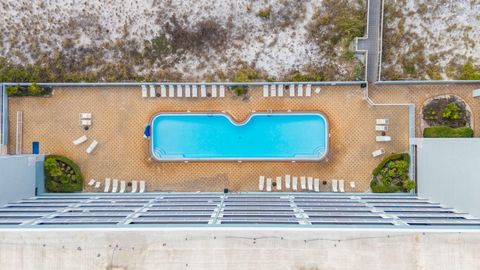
219,85,225,97
177,85,183,97
185,85,191,97
289,84,295,97
285,175,291,189
141,85,148,98
375,125,388,132
131,180,138,193
372,148,385,157
88,179,95,186
139,181,145,193
263,85,269,97
278,85,284,97
376,119,389,125
119,180,126,193
259,176,265,191
192,85,198,97
339,180,345,193
332,179,338,192
168,85,175,97
201,85,207,97
314,178,320,192
149,85,156,97
81,119,92,126
307,177,313,191
315,87,321,94
86,140,98,154
473,89,480,98
211,85,218,97
350,181,356,189
73,135,87,145
266,178,272,192
292,177,298,191
376,136,392,142
270,85,277,97
305,84,312,97
297,84,303,96
301,176,306,190
111,179,119,193
94,181,101,189
104,178,111,192
80,113,92,119
160,85,167,97
276,176,282,190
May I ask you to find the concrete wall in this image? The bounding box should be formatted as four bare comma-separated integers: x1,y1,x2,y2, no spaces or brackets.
0,155,43,205
0,228,479,270
417,138,480,217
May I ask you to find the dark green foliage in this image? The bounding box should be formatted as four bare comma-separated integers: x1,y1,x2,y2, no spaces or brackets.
423,126,474,138
6,83,52,97
44,155,83,193
231,85,249,96
370,153,415,193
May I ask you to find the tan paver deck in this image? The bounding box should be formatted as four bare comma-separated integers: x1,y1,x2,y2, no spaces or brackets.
8,84,413,192
369,83,480,137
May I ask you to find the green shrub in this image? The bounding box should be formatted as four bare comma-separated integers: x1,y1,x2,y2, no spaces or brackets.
230,66,265,95
231,85,249,96
423,126,474,138
442,102,460,120
44,155,83,193
6,83,52,97
257,7,272,19
307,0,365,49
6,85,20,96
457,62,480,80
370,153,414,193
28,83,43,96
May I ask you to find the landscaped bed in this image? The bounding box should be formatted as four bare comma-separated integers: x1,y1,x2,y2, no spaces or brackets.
6,83,52,97
422,95,473,138
44,155,83,192
370,153,415,193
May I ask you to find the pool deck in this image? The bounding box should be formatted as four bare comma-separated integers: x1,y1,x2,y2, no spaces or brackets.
8,83,478,193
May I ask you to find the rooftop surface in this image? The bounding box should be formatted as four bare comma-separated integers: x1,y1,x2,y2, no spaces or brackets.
1,193,479,228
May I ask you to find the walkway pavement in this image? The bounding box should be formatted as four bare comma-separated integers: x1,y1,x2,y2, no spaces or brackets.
357,0,382,82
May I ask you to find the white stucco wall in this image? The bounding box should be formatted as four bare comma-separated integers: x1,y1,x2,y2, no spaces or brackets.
0,155,40,205
0,228,479,270
417,138,480,217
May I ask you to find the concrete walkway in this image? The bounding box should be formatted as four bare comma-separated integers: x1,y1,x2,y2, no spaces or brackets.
357,0,382,82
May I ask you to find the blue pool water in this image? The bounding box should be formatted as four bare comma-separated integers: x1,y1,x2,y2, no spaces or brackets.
151,113,328,161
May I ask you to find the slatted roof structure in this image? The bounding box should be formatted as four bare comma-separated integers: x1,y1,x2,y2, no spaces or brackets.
0,193,479,228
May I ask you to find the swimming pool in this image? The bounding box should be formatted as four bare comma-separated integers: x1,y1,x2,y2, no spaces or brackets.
150,112,328,161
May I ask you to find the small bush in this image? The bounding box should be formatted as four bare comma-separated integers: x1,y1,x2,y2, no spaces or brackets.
257,7,272,19
423,126,473,138
231,85,249,96
442,102,460,120
6,85,20,96
457,62,480,80
44,155,83,192
370,153,414,193
6,84,52,97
